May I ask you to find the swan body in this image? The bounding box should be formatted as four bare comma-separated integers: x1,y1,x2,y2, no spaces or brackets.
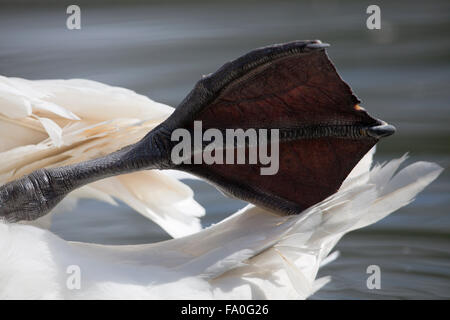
0,41,443,299
0,84,442,298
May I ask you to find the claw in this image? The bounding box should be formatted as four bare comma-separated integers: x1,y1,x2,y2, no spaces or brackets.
367,123,396,139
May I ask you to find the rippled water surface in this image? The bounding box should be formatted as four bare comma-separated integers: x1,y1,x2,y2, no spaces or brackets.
1,0,449,299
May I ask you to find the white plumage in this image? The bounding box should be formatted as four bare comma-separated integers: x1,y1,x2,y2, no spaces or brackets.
0,75,204,236
0,76,442,299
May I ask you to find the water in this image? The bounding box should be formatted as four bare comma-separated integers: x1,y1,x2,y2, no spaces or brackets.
1,0,449,299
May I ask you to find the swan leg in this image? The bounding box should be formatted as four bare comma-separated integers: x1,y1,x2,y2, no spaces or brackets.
0,140,164,222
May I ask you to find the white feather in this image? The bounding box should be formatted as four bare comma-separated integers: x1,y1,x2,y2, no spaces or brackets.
0,76,204,237
0,147,442,299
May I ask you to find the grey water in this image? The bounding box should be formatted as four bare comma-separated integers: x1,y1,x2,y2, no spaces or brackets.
0,0,449,299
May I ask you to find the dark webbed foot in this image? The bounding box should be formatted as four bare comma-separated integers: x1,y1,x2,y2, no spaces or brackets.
0,40,395,222
164,40,396,214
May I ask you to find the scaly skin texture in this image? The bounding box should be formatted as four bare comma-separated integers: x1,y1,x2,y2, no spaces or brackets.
0,40,395,222
0,138,163,222
0,169,64,222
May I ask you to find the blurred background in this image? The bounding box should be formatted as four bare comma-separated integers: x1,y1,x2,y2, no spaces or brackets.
0,0,449,299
